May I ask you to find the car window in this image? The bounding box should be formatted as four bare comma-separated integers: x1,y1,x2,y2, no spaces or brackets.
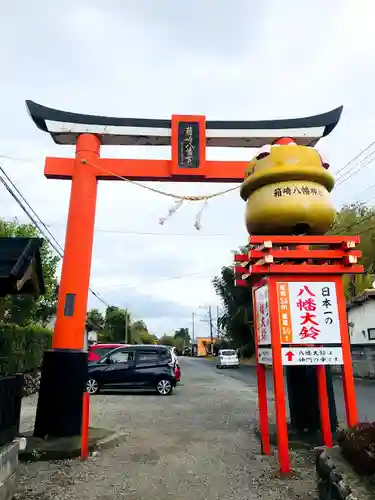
137,351,159,362
110,350,134,363
221,350,236,356
91,347,113,358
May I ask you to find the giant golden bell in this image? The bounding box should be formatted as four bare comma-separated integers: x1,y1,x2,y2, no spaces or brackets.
240,144,335,235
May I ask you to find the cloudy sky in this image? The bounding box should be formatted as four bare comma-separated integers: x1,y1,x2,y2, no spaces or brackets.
1,0,375,338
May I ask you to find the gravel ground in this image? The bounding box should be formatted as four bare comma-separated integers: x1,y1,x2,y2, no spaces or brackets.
15,358,318,500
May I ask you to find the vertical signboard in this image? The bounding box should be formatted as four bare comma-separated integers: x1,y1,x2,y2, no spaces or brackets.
171,115,206,177
255,284,271,345
178,122,200,169
255,284,272,365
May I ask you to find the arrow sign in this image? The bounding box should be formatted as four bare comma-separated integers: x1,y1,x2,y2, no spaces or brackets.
281,346,344,366
285,351,295,362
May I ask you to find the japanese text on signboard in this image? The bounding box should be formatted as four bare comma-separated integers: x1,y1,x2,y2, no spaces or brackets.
277,283,292,343
178,122,200,168
255,285,271,345
277,282,341,345
296,285,320,340
282,347,343,366
273,185,324,197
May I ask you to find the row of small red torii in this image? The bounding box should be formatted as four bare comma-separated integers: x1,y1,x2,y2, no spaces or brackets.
234,235,362,474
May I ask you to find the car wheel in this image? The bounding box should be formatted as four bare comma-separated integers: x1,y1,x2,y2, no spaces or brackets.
86,378,100,395
156,379,173,395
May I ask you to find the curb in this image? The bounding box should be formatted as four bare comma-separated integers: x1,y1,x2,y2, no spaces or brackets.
19,428,128,462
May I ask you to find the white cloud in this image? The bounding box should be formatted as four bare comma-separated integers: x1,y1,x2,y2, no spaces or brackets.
1,0,375,336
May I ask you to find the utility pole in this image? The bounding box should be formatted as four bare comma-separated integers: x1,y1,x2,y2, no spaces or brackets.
192,312,195,343
124,311,129,344
216,306,220,338
208,305,213,354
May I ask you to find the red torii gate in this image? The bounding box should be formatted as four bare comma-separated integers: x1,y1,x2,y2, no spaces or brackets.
25,100,343,438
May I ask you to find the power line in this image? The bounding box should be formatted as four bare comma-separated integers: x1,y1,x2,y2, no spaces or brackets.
335,138,375,179
46,223,235,237
332,140,375,198
331,211,375,236
94,270,218,290
0,164,111,308
0,166,65,250
335,154,375,187
0,165,220,303
355,223,375,237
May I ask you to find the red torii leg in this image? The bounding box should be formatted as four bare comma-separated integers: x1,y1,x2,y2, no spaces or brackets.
34,134,100,438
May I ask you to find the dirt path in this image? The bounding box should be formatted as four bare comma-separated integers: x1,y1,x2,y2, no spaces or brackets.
15,358,317,500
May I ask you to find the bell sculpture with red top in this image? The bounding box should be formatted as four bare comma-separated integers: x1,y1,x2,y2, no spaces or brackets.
241,137,335,236
236,137,362,474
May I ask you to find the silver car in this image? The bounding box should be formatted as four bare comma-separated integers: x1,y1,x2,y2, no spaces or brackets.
216,349,239,369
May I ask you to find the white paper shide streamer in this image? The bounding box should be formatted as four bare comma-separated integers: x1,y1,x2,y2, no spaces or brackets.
159,199,184,226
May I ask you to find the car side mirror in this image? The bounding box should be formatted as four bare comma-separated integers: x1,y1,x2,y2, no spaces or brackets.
105,357,112,364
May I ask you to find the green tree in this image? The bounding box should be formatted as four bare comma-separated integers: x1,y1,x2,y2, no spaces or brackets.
329,202,375,299
86,308,105,333
173,327,191,347
136,330,158,344
212,264,255,357
329,202,375,273
131,320,157,344
158,335,176,347
102,307,152,344
0,217,59,326
173,337,185,354
104,306,132,343
342,273,373,300
158,335,185,354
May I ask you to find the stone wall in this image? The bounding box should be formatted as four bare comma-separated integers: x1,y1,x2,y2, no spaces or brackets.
22,371,41,397
316,446,375,500
0,439,26,500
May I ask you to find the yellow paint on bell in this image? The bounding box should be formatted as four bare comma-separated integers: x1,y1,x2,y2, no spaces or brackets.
241,144,335,235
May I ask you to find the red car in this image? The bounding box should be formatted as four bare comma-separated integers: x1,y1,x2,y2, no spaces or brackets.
174,363,181,382
88,343,126,362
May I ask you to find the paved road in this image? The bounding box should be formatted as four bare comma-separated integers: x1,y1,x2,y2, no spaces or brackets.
17,358,317,500
202,359,375,423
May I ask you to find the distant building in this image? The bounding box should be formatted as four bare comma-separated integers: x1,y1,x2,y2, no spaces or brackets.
333,289,375,378
43,313,98,352
45,313,56,330
196,337,217,356
347,289,375,345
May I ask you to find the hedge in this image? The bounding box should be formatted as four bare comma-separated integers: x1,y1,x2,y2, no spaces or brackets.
338,422,375,476
0,323,52,376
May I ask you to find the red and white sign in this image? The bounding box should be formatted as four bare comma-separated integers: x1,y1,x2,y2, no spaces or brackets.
255,285,271,345
276,281,341,345
281,346,343,366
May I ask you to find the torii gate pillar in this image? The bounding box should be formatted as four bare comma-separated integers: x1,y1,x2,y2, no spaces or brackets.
34,134,100,437
26,100,343,438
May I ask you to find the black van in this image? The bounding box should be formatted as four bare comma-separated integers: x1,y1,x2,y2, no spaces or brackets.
86,345,176,396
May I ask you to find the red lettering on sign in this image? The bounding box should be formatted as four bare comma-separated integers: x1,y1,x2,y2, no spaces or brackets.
297,285,315,297
300,312,319,326
299,326,321,340
296,297,317,312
